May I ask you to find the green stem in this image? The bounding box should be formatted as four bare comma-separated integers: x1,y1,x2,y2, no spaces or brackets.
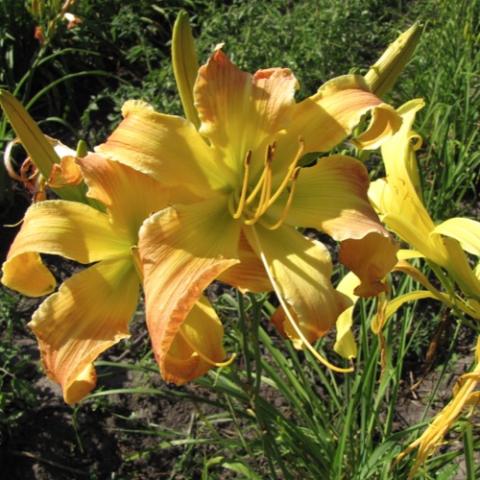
463,421,475,480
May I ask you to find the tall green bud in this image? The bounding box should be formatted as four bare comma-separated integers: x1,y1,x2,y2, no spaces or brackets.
172,11,200,128
365,24,421,97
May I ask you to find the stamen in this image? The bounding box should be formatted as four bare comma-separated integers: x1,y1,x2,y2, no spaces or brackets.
266,138,304,210
246,142,275,207
258,146,274,212
4,218,24,228
264,167,300,230
232,150,252,219
244,144,275,225
178,327,237,367
249,227,354,374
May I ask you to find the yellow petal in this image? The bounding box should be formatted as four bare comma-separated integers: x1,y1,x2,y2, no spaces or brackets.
394,260,480,319
369,178,479,298
245,224,350,344
339,233,398,297
194,47,298,176
398,336,480,478
433,217,480,257
286,75,401,153
369,167,478,297
96,100,229,195
372,290,438,335
1,200,130,296
334,272,360,359
396,249,424,260
218,231,271,293
29,258,139,404
77,154,171,241
172,10,200,128
164,296,227,384
0,89,60,179
286,155,398,296
393,260,446,298
288,155,387,240
138,198,240,384
381,98,425,194
2,252,55,297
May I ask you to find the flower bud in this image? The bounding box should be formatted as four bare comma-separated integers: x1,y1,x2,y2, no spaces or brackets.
365,23,421,97
172,10,200,128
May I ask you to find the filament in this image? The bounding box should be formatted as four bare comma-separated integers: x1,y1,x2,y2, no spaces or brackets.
264,167,300,230
249,227,353,374
266,138,304,209
232,150,252,219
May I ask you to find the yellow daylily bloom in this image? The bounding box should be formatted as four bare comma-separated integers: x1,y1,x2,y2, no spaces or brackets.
97,47,401,374
369,99,480,299
1,154,228,403
397,337,480,479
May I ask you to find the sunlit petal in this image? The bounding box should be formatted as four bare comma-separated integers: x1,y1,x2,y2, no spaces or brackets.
195,47,298,175
334,272,360,359
2,200,130,296
245,224,350,344
77,154,172,241
433,217,480,257
96,100,229,195
285,75,401,153
29,258,139,404
138,198,240,384
164,296,227,384
286,155,398,296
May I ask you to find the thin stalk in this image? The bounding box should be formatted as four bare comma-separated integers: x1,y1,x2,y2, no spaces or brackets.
237,291,252,384
463,421,475,480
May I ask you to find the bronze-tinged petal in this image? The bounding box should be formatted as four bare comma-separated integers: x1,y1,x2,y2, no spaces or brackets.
138,198,240,384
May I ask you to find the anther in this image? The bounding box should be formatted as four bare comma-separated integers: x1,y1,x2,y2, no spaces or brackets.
266,138,304,210
246,142,276,207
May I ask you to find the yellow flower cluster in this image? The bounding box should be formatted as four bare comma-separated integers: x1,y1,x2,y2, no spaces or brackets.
3,15,479,476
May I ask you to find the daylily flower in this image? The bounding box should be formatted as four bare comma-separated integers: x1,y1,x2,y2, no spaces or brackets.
366,99,480,475
369,99,480,299
96,47,401,373
397,337,480,479
1,152,229,404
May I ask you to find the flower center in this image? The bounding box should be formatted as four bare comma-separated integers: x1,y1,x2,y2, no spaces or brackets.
229,139,304,230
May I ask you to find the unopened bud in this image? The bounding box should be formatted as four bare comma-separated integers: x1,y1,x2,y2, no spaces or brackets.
0,90,84,202
172,10,200,128
365,23,421,97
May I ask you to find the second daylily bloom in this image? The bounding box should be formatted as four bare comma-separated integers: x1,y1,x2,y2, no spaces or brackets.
96,48,401,374
1,153,228,403
369,99,480,299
